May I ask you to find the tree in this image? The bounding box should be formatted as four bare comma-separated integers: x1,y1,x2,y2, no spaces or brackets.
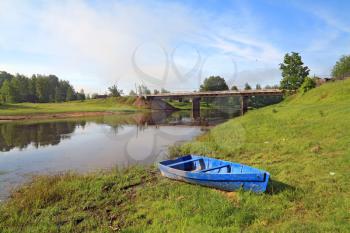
35,76,50,102
300,77,316,93
231,85,238,91
256,84,262,90
280,52,310,91
160,88,170,93
108,84,123,97
137,84,151,96
0,71,13,87
129,90,137,96
54,86,64,102
0,71,76,103
244,83,252,90
331,55,350,79
200,76,229,92
9,76,21,102
59,80,75,102
27,77,37,102
0,80,15,102
66,86,76,101
153,89,159,95
77,89,86,101
47,75,59,102
13,74,33,102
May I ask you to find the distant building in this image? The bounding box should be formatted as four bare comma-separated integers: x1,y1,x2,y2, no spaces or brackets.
313,77,333,86
94,95,108,99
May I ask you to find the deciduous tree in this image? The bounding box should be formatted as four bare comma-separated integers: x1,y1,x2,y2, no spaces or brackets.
108,84,123,97
200,76,229,92
244,83,252,90
280,52,310,91
331,55,350,79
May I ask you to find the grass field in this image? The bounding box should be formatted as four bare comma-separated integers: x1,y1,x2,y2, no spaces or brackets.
0,97,138,116
1,80,350,232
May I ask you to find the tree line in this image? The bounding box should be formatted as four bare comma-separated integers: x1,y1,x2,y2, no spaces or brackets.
0,71,85,103
199,75,279,93
2,53,349,103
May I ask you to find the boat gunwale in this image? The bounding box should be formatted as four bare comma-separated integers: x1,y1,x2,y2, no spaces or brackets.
159,155,269,182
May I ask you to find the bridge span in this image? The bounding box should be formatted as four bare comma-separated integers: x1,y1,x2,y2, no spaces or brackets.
146,89,283,98
145,89,283,115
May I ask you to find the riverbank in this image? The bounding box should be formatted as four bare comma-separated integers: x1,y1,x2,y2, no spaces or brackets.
1,80,350,232
0,97,138,120
0,111,130,121
0,97,140,121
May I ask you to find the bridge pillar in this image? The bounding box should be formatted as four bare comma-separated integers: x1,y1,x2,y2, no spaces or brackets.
192,97,201,111
192,97,201,119
240,96,249,114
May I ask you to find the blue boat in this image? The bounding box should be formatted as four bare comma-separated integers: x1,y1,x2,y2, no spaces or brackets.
158,155,270,193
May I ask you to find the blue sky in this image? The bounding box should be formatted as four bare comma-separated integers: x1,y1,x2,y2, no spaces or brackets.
1,0,350,93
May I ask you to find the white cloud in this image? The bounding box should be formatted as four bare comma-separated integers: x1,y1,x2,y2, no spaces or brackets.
0,0,283,92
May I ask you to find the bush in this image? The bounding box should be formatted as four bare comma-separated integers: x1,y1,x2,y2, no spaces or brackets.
300,77,316,93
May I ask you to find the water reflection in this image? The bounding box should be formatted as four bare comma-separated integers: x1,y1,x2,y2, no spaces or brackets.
0,122,84,152
136,108,241,126
0,109,240,152
0,109,238,199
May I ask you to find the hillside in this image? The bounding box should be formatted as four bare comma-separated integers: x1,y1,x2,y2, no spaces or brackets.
0,80,349,232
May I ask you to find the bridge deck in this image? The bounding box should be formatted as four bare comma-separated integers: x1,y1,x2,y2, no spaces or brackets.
146,89,283,98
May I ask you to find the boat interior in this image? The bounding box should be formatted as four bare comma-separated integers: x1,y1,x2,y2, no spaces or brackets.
160,155,260,174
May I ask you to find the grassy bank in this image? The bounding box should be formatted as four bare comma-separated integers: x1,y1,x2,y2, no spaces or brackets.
1,80,350,232
0,97,138,116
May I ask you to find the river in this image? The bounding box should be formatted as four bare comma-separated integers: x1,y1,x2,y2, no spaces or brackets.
0,109,240,200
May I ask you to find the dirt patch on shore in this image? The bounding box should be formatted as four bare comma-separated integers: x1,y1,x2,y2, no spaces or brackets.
0,111,119,122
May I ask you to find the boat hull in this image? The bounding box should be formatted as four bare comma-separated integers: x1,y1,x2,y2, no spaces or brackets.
159,155,270,193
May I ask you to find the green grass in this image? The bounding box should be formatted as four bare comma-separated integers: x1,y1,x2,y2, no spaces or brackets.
166,100,221,110
0,97,138,116
1,80,350,232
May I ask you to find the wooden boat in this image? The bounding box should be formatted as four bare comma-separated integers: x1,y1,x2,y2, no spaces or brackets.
158,155,270,193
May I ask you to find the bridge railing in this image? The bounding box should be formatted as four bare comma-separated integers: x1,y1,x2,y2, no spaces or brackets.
145,89,283,97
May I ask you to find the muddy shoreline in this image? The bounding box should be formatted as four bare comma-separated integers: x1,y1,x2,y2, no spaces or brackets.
0,111,124,122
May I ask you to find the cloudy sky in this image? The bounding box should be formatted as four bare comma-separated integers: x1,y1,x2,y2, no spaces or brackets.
1,0,350,94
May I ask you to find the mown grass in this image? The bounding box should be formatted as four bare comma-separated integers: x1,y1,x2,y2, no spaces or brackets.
1,80,350,232
0,97,138,116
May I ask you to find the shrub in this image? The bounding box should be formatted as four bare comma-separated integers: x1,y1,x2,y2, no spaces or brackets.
300,77,316,93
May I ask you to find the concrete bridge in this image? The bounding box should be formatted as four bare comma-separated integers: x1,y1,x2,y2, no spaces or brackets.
145,89,283,114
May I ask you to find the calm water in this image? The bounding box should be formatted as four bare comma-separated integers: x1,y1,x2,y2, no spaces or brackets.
0,109,240,200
